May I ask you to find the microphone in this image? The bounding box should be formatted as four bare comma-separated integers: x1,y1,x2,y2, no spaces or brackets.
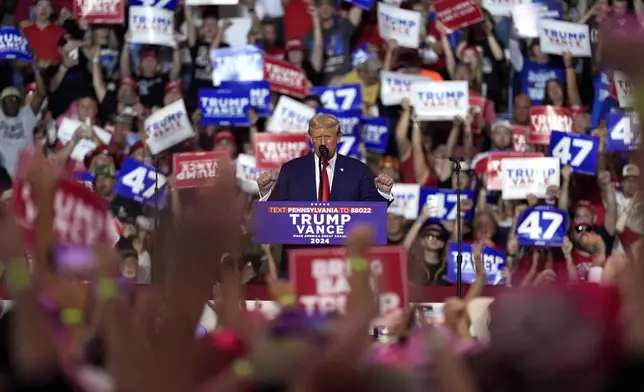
319,145,330,161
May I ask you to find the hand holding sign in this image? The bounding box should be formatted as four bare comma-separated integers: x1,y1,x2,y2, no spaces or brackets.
515,205,568,247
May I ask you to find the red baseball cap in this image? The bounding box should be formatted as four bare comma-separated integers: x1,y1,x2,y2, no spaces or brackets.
164,80,182,94
84,145,116,169
213,131,234,145
120,77,137,88
285,39,304,52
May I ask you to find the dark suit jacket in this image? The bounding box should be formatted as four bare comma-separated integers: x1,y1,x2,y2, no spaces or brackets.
268,153,390,203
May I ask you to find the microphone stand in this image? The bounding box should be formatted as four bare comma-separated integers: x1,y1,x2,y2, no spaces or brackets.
450,157,464,299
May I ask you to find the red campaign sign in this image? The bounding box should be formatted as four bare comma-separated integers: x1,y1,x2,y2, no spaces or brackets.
288,246,408,316
263,56,308,99
512,125,529,152
73,0,125,24
255,133,310,171
486,151,543,190
172,150,230,189
434,0,485,32
13,179,112,249
529,105,573,145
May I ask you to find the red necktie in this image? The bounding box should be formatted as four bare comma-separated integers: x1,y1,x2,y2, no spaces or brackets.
320,160,330,202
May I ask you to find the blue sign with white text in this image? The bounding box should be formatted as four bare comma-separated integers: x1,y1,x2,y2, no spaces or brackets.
515,205,568,247
115,158,167,207
533,0,562,19
317,108,361,136
198,88,251,126
128,0,178,10
418,188,475,223
446,243,506,285
606,112,640,151
211,45,264,86
253,202,388,245
362,117,389,154
220,80,272,117
75,172,94,190
344,0,375,10
0,27,33,62
548,131,599,175
352,44,376,68
310,84,363,111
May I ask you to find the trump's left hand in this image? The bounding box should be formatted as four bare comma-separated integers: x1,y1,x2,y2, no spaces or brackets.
374,173,394,194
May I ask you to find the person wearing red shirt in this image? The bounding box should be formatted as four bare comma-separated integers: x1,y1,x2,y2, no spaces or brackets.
21,0,66,65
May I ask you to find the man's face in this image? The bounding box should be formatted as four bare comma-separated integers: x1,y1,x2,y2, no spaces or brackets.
35,0,53,20
475,213,496,240
571,206,595,243
1,96,20,117
386,214,404,235
140,56,158,76
214,140,236,159
613,0,628,17
621,176,638,197
120,257,138,279
95,175,115,197
318,1,335,20
491,126,512,148
309,125,340,158
513,95,531,124
77,97,97,122
202,17,219,39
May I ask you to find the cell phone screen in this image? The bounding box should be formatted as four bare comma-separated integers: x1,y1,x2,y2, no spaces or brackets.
53,245,95,273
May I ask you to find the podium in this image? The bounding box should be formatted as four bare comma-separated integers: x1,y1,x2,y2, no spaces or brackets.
253,201,388,245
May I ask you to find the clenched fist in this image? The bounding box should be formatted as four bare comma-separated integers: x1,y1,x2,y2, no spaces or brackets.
257,172,276,195
374,173,394,194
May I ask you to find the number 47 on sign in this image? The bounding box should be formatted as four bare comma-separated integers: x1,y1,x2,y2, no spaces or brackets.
115,157,167,207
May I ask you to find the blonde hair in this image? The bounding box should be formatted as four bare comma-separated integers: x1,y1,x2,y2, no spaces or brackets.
308,113,341,136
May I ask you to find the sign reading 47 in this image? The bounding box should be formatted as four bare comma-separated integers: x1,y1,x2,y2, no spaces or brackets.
115,157,167,207
418,188,475,223
310,84,362,111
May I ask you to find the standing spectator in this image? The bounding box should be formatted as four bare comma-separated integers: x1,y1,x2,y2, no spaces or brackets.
21,0,66,66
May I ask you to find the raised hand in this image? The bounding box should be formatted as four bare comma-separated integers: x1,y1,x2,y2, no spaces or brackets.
257,172,276,195
374,172,394,194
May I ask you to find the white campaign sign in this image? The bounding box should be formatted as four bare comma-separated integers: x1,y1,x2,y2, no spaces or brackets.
512,3,540,38
144,99,194,154
412,81,469,121
377,2,422,49
538,19,591,57
389,183,421,219
236,153,259,194
614,71,633,108
267,96,315,133
380,71,429,106
501,157,560,200
484,0,531,16
129,6,175,47
57,118,112,162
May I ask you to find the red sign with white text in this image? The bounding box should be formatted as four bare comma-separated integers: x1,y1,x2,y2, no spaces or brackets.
172,150,230,189
486,151,543,190
73,0,125,24
434,0,485,32
512,125,529,152
529,105,573,145
288,246,408,316
263,56,308,98
255,133,309,171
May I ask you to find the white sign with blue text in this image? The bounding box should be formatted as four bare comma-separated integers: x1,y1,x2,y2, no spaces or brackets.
501,157,560,200
412,81,469,121
418,188,475,223
538,19,591,57
129,6,176,47
446,243,506,285
144,99,194,154
515,205,568,247
310,84,362,111
211,45,263,86
377,2,421,48
115,158,167,207
548,130,599,175
380,71,429,106
389,183,420,219
606,112,640,151
362,117,389,154
198,88,251,126
267,96,315,133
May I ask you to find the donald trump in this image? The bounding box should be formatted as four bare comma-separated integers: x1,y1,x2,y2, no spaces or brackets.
257,113,394,202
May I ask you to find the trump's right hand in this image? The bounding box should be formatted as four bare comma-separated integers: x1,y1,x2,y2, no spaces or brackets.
257,172,276,195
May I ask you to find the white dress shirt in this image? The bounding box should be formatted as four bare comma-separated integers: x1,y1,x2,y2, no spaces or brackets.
259,154,394,201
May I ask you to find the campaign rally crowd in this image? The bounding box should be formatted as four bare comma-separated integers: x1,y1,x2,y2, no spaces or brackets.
1,0,644,390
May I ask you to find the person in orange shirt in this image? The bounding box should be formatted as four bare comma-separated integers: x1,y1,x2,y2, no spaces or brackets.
21,0,66,65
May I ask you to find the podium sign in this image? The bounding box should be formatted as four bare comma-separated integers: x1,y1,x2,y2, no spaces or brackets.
253,201,388,245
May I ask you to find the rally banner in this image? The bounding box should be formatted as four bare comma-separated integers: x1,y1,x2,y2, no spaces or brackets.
548,130,599,175
529,105,573,145
606,112,640,151
73,0,125,24
500,157,560,200
0,27,33,62
486,151,543,190
613,71,633,108
515,204,568,247
129,6,176,48
267,95,315,133
484,0,530,16
377,3,422,48
380,71,429,106
263,56,308,98
13,178,112,249
173,150,230,189
236,153,260,194
255,133,310,171
310,84,362,111
115,157,167,206
211,45,263,86
253,202,388,245
538,19,591,57
412,81,469,121
220,80,271,117
512,125,529,152
389,183,420,219
144,99,194,154
288,246,408,315
446,242,506,285
362,117,390,154
198,88,251,126
434,0,485,33
418,188,475,222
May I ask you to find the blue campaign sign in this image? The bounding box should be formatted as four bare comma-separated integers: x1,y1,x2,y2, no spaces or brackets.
211,45,264,86
446,243,506,286
515,205,568,247
606,112,640,151
533,0,562,19
343,0,375,10
75,172,94,190
362,117,389,154
220,80,272,117
0,27,33,62
115,158,167,207
129,0,178,10
352,44,376,68
198,88,251,126
317,108,361,136
310,84,362,111
252,202,388,245
418,188,475,223
548,130,599,175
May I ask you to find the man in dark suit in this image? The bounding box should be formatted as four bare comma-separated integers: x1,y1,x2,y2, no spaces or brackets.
257,113,395,202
